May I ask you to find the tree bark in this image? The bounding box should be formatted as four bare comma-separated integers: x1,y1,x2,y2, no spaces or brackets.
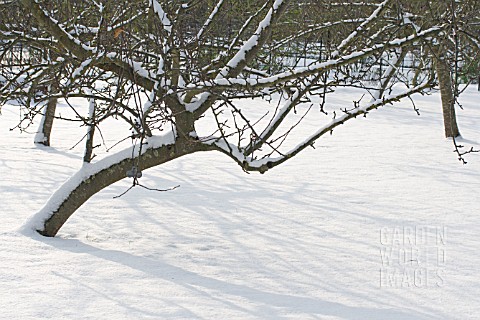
435,52,461,138
83,97,96,163
35,93,57,146
83,123,95,163
35,138,204,237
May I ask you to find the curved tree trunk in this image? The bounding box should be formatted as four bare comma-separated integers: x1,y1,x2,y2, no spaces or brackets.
26,137,204,237
435,52,461,138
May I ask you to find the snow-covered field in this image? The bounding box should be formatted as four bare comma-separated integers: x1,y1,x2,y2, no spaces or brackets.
1,86,480,319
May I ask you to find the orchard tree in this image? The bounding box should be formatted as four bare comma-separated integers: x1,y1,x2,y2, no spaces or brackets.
0,0,479,236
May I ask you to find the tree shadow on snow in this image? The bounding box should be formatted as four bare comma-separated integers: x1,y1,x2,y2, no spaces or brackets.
38,236,444,320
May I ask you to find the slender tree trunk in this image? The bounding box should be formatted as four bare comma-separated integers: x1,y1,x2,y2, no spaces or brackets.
377,50,407,99
83,97,96,163
84,124,95,163
35,88,57,146
435,52,461,138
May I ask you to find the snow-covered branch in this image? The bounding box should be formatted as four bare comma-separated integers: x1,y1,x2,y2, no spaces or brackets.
209,81,434,173
187,26,443,101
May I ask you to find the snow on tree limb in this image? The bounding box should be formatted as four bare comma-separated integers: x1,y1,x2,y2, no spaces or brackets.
149,0,172,35
186,26,443,101
217,0,288,79
196,0,226,41
21,132,178,235
208,81,434,174
332,0,392,57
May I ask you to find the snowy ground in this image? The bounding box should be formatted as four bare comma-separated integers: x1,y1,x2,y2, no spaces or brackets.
1,86,480,319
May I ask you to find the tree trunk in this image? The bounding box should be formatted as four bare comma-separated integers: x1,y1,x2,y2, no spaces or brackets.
27,138,204,237
35,93,57,146
83,97,96,163
83,124,95,163
435,53,461,138
377,50,407,99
